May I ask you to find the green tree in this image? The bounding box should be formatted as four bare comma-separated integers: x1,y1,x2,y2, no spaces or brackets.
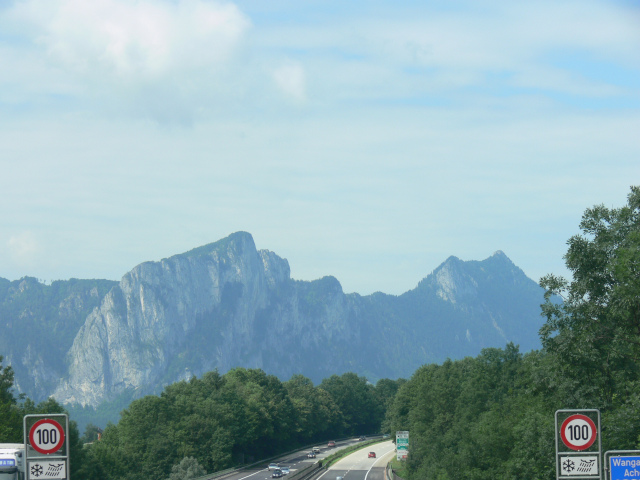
0,356,23,441
319,373,383,435
285,374,344,443
0,356,16,406
540,186,640,407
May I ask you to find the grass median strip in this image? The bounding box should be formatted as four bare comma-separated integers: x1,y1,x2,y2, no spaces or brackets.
321,439,389,469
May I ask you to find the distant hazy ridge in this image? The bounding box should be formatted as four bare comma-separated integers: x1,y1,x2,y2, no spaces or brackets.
0,232,546,407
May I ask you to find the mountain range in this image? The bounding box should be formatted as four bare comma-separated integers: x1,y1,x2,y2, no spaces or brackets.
1,231,547,410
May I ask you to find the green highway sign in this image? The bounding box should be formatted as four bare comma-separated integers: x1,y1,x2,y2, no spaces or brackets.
396,431,409,461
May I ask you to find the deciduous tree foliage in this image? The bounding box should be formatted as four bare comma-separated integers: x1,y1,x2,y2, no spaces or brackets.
319,372,385,435
384,186,640,479
540,186,640,406
81,368,389,480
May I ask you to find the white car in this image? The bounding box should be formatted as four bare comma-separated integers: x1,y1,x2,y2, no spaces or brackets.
281,466,290,475
268,463,279,471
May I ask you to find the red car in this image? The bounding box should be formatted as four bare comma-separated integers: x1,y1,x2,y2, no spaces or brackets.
328,441,335,447
368,452,376,458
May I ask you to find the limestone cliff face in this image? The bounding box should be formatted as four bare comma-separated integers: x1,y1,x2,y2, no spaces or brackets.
53,232,292,406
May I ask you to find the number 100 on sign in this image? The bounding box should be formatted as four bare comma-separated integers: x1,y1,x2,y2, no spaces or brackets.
561,415,597,451
29,419,65,455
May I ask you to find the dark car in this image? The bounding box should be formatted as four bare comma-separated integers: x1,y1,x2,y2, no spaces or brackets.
368,452,376,458
358,436,366,441
272,469,283,478
307,452,316,458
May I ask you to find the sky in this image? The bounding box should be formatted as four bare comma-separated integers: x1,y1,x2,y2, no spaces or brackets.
1,0,639,296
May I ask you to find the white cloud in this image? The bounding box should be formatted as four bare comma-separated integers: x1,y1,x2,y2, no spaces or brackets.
1,0,251,121
272,62,306,103
265,0,640,102
11,0,250,81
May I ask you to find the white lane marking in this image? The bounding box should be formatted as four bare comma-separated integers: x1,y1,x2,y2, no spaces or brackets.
237,469,272,480
364,447,396,480
317,444,395,480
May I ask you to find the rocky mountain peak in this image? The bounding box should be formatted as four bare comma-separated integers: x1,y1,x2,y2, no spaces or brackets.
432,257,478,304
1,236,546,412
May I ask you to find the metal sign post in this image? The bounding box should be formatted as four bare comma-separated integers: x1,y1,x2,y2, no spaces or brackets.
23,414,69,480
556,409,602,480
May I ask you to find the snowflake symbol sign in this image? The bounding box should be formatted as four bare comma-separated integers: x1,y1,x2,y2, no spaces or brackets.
563,459,575,472
31,463,44,477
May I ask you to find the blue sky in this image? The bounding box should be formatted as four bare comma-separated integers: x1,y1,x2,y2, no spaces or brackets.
1,0,639,295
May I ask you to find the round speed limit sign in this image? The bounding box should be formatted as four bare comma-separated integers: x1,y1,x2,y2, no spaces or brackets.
560,414,597,451
29,418,65,455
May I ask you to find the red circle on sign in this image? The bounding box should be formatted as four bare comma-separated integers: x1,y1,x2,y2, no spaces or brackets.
29,419,65,455
560,414,597,451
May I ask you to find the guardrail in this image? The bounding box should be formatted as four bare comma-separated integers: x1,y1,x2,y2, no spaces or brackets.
192,435,382,480
289,462,324,480
292,437,390,480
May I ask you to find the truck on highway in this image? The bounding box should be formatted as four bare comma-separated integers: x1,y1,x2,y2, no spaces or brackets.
0,444,25,480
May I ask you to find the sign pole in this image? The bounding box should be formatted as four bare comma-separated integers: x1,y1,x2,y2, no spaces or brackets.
23,414,69,480
555,409,601,480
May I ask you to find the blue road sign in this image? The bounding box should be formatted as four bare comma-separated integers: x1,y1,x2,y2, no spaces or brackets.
610,456,640,480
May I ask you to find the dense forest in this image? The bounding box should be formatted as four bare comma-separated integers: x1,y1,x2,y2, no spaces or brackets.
0,186,638,480
385,186,640,479
0,361,401,479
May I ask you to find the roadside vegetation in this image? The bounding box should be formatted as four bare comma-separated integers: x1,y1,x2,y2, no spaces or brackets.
0,361,399,480
384,186,640,479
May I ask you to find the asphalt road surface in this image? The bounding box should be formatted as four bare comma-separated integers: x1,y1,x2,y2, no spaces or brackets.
316,441,395,480
218,439,364,480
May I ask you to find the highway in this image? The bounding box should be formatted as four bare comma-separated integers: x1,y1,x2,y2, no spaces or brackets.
217,438,358,480
316,441,395,480
216,439,394,480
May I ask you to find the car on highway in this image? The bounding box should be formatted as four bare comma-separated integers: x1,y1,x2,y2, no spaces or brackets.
280,466,290,475
272,469,283,478
313,447,321,453
328,441,336,447
358,436,366,441
307,452,316,458
268,463,279,471
368,452,376,458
